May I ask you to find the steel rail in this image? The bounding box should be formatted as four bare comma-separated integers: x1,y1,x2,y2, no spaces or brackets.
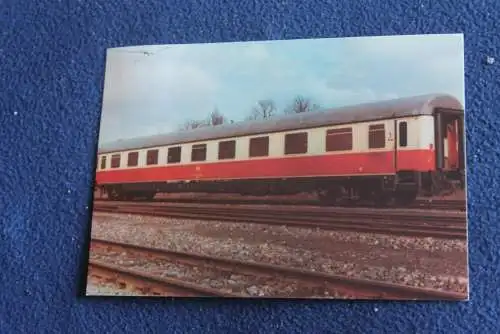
93,204,467,240
90,238,467,300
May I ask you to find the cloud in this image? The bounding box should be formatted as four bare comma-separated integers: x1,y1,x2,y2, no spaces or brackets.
334,34,464,103
98,34,464,143
99,47,221,142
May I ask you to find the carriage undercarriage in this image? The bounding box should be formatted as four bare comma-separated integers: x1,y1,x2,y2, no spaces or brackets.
100,168,463,208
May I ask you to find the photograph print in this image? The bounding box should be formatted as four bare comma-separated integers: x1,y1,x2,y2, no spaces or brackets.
86,34,468,300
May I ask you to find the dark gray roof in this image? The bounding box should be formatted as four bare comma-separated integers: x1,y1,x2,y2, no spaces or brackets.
98,93,463,154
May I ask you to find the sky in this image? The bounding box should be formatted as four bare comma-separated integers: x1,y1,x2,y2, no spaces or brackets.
98,34,464,144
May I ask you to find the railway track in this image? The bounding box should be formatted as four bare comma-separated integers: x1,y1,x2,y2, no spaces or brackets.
88,260,237,297
94,196,466,211
93,202,467,240
88,238,467,300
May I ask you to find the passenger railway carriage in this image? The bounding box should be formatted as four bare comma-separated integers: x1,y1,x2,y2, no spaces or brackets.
94,94,465,206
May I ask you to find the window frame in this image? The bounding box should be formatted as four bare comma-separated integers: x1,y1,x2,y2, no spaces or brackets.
127,151,139,167
249,136,269,158
399,121,408,147
146,149,159,165
218,140,236,160
368,123,386,149
191,143,207,162
110,154,121,169
167,146,182,164
284,132,308,155
325,127,353,152
100,156,107,170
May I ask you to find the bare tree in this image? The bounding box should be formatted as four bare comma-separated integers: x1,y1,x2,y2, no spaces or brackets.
207,108,227,126
284,96,321,114
247,99,277,121
180,119,208,131
180,107,230,130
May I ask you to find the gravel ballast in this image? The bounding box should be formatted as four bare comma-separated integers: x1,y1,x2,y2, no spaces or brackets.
86,280,145,296
89,250,348,298
88,212,468,295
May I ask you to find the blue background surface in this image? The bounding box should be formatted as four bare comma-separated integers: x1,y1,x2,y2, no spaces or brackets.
1,0,499,332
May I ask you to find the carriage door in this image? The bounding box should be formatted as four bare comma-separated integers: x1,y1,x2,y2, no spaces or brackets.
445,119,459,169
442,114,461,170
386,120,396,172
434,109,464,172
393,119,408,171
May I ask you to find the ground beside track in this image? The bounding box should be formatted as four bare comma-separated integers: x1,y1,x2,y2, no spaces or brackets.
94,189,466,202
87,211,468,297
93,200,466,216
86,281,146,296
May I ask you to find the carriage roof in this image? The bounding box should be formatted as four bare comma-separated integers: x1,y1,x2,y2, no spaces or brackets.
97,93,463,154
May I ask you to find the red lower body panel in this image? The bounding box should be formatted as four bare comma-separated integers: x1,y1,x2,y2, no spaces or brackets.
96,149,435,184
396,149,435,171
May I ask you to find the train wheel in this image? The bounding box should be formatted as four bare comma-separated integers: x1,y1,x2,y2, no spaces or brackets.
122,192,135,201
108,188,122,201
394,190,418,206
358,188,376,205
143,192,156,201
374,192,394,208
316,188,340,206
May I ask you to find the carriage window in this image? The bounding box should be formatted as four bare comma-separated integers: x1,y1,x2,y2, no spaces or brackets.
127,152,139,167
110,154,121,168
249,136,269,157
218,140,236,160
168,146,181,163
100,156,107,170
326,127,353,151
369,124,385,149
100,156,106,170
146,149,159,165
399,122,408,147
285,132,308,155
191,144,207,162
